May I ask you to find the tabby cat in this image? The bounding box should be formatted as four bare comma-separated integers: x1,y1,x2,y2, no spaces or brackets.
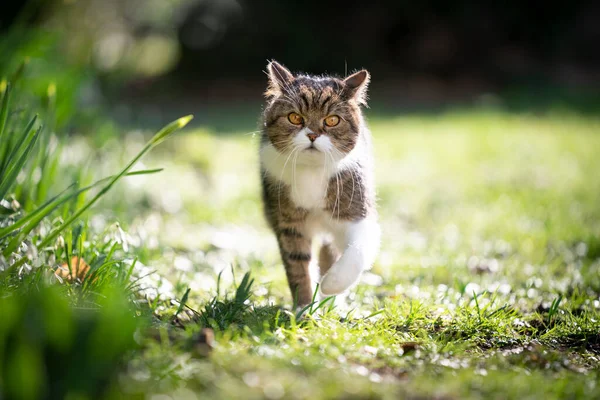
260,61,380,307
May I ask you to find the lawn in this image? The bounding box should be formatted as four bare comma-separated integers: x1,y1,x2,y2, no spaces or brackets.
2,82,600,398
101,107,600,399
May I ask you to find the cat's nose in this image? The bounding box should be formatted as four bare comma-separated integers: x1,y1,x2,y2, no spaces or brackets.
307,132,318,142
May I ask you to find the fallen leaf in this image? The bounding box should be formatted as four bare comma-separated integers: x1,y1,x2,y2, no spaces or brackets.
55,256,91,283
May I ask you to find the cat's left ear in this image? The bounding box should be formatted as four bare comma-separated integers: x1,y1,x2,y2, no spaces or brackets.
343,70,370,106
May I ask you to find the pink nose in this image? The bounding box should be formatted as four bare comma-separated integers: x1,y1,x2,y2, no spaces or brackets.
307,133,318,142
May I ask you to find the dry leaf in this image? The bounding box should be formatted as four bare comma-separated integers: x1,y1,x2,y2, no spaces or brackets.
55,256,91,283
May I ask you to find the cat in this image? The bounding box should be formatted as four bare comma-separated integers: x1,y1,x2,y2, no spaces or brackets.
259,61,380,307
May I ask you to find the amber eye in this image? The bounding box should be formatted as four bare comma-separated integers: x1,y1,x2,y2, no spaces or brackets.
288,112,303,125
324,115,340,127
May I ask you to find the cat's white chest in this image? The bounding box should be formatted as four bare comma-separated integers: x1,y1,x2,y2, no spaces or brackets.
261,144,333,210
288,167,328,209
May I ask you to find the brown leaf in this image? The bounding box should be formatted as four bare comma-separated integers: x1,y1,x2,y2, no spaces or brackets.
55,256,91,283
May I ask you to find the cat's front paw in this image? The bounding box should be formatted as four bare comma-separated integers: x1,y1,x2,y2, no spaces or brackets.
319,257,363,295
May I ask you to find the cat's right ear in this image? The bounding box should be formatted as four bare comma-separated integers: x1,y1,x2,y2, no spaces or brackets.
266,61,294,97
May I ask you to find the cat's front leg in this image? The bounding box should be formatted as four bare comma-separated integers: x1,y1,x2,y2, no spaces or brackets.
276,225,314,307
319,218,380,296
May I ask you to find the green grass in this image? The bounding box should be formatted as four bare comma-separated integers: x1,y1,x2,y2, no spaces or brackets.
87,108,599,399
0,80,191,399
1,73,600,399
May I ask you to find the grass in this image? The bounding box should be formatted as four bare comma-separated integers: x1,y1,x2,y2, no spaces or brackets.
89,107,599,399
1,70,599,398
0,79,190,399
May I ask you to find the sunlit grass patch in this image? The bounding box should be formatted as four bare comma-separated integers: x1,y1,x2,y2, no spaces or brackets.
0,79,195,398
105,107,600,399
2,72,600,400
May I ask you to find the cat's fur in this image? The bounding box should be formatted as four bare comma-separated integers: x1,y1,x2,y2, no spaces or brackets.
260,61,380,307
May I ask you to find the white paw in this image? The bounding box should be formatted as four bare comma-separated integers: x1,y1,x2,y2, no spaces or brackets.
319,257,364,296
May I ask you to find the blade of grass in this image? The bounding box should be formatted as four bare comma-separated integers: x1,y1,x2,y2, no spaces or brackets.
485,304,510,319
36,115,192,250
0,135,15,180
547,294,563,326
1,114,37,175
174,288,191,319
0,182,76,238
0,168,163,241
363,309,385,320
0,123,41,200
311,295,336,316
472,290,482,324
34,139,60,207
234,272,254,305
0,82,10,145
1,117,189,275
124,258,137,283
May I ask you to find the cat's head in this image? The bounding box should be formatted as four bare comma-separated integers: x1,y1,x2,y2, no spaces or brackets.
262,61,369,161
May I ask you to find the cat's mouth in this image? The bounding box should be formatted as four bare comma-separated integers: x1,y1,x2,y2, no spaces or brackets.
305,144,320,152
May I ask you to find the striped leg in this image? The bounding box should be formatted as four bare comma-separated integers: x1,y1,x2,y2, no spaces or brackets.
277,226,313,307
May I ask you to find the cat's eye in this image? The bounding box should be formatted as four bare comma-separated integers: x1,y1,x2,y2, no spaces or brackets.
324,115,340,127
288,112,303,125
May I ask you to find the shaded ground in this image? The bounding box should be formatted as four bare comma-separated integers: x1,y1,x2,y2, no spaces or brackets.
86,106,600,399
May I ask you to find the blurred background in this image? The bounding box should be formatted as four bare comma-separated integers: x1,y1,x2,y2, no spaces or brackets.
3,0,600,130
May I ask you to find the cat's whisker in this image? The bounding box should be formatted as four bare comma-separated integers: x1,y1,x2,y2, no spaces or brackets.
260,141,290,153
335,173,341,220
332,147,364,202
348,163,356,210
277,146,299,216
336,165,342,220
261,143,293,181
326,150,341,222
321,149,330,202
291,148,300,200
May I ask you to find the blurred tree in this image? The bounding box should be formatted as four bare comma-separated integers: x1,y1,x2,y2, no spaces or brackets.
4,0,600,97
173,0,600,86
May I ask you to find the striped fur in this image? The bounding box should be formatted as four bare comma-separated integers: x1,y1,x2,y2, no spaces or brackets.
260,61,379,306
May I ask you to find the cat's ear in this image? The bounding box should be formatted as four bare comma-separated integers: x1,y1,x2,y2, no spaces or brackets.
343,70,370,106
266,61,294,97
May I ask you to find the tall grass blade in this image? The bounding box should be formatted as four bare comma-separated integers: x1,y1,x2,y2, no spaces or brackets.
0,169,164,249
0,82,10,144
37,116,192,250
1,114,37,175
174,288,191,319
234,272,253,305
0,123,41,200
